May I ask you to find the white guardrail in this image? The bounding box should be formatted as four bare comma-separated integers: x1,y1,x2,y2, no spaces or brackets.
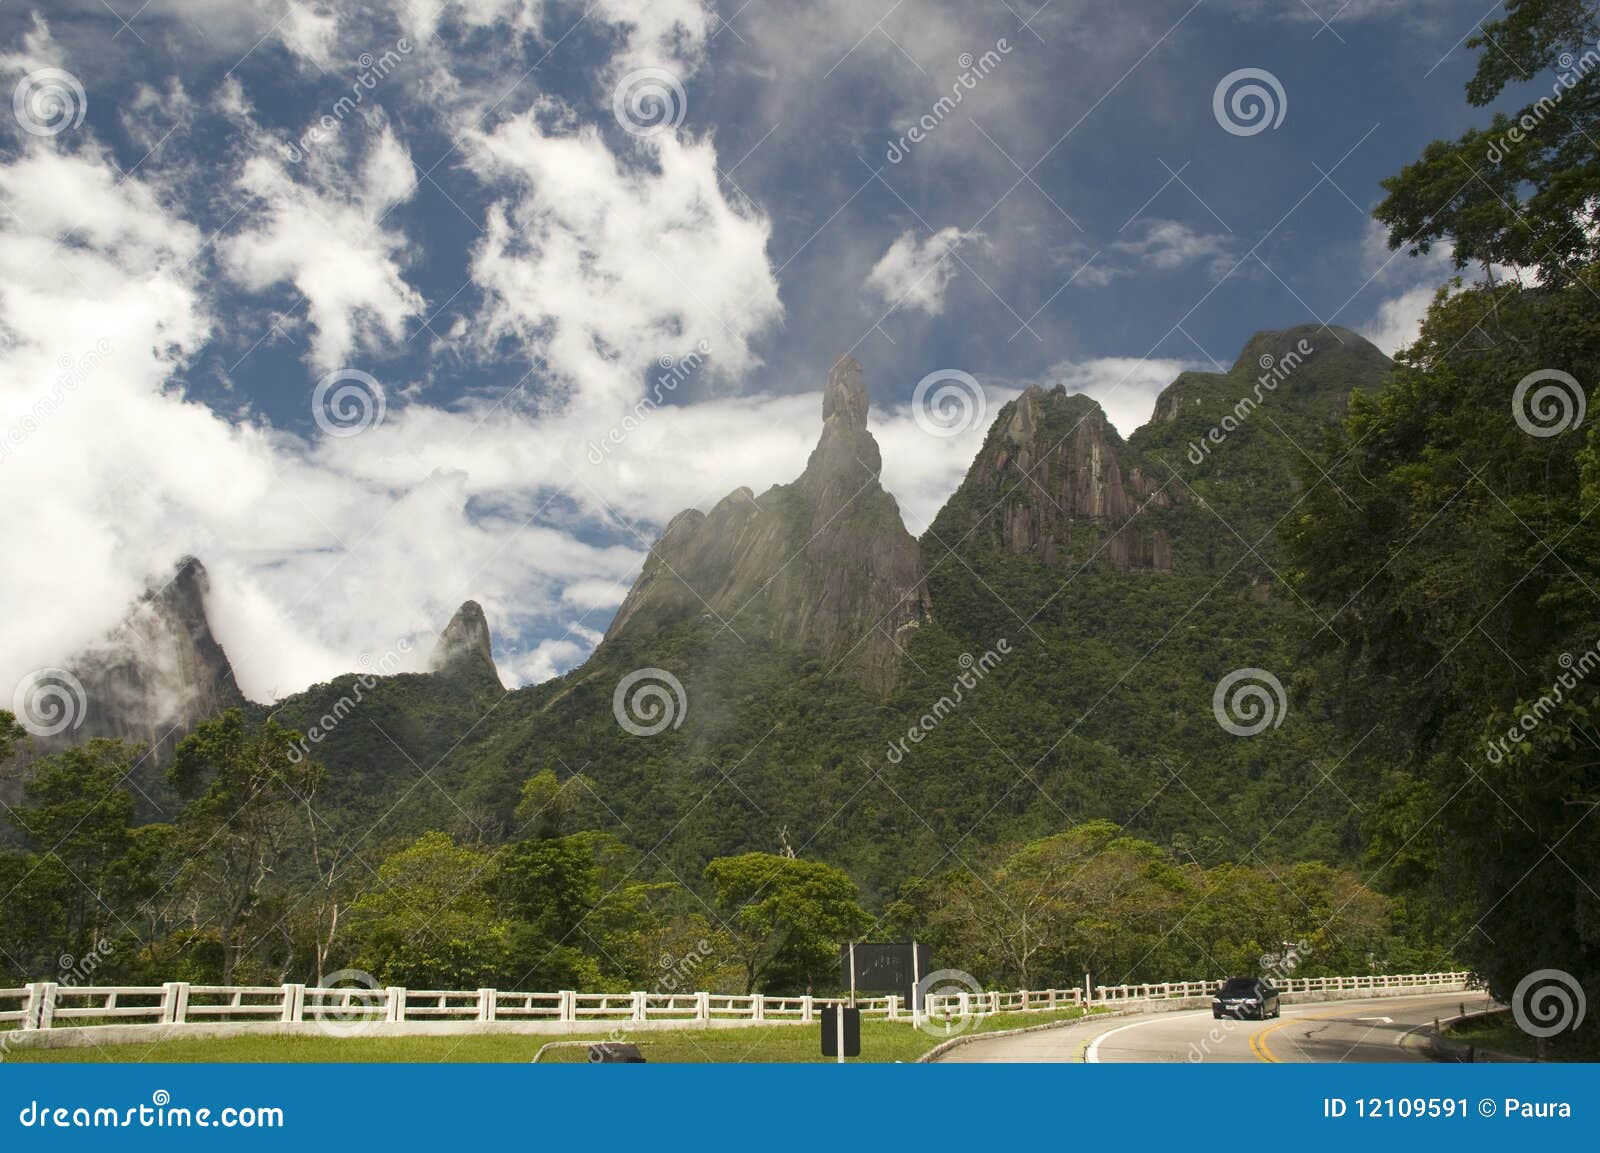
0,973,1470,1035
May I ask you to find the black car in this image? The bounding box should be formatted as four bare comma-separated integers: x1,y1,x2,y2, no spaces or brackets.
1212,977,1281,1020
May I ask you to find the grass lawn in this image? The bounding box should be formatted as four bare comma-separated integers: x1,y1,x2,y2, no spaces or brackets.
1444,1011,1597,1061
4,1007,1096,1064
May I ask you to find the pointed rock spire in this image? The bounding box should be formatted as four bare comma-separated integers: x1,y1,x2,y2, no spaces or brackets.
602,355,929,691
429,600,503,687
823,354,868,428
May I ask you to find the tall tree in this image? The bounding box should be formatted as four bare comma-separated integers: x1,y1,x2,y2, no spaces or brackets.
1289,0,1600,1048
168,710,321,983
704,853,870,994
1374,0,1600,284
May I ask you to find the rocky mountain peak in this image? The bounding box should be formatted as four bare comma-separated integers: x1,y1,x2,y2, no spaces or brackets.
19,556,247,761
941,388,1173,571
429,600,503,687
603,356,929,691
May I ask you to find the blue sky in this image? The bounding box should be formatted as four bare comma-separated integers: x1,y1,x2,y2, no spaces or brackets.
0,0,1518,698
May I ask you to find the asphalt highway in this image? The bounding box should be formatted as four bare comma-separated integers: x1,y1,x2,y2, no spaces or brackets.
936,992,1497,1063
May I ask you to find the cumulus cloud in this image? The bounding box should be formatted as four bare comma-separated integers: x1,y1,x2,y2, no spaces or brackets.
220,117,425,373
463,106,782,409
865,226,975,316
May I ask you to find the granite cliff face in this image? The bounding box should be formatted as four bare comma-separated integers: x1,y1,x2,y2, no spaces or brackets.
604,356,930,690
946,388,1174,571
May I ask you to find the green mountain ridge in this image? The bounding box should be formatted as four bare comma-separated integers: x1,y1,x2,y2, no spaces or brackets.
212,325,1393,903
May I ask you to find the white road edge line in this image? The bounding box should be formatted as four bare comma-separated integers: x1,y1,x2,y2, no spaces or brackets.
1082,1009,1212,1062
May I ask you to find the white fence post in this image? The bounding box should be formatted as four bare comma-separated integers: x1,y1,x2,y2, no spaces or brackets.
886,995,898,1021
559,990,576,1023
801,994,814,1023
386,987,406,1023
695,991,709,1022
631,991,647,1022
751,993,765,1021
34,982,59,1030
280,984,304,1023
21,982,42,1031
477,988,496,1023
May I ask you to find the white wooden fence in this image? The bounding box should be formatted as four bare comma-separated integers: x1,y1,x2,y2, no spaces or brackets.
0,972,1469,1035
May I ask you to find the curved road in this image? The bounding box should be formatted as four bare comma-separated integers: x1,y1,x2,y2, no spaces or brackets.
938,992,1496,1063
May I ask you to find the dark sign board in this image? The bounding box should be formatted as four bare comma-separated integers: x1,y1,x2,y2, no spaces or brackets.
820,1006,861,1057
840,942,932,1004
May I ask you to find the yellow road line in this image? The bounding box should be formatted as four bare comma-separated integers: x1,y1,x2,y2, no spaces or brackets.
1250,1007,1350,1063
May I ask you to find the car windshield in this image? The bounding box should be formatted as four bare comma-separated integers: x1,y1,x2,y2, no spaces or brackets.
1219,979,1259,993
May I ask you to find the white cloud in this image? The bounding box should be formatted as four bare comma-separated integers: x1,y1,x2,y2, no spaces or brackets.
463,107,782,409
865,226,974,316
220,117,425,373
1355,218,1458,355
279,0,341,68
1113,219,1234,275
1042,356,1203,437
